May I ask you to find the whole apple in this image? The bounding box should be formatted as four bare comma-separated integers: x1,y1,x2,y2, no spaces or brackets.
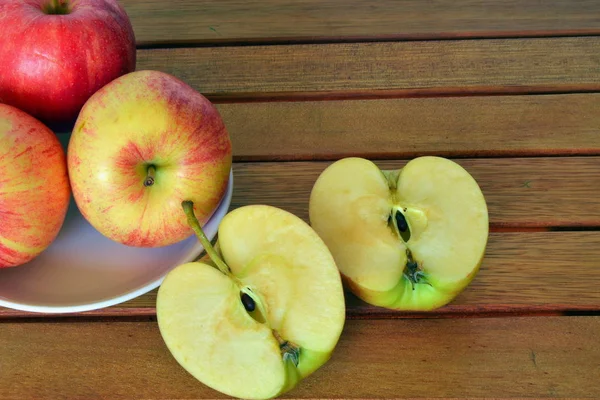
0,104,71,268
0,0,136,126
67,70,232,248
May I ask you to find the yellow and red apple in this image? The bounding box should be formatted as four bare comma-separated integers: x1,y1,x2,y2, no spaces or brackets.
0,104,71,268
309,156,489,311
0,0,136,126
67,70,232,247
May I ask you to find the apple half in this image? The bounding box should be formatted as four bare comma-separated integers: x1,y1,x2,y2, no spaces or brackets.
157,202,346,399
309,156,488,311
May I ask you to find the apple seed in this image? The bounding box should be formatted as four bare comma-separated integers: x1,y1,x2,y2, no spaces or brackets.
240,292,256,312
389,209,411,242
394,210,409,233
239,288,268,324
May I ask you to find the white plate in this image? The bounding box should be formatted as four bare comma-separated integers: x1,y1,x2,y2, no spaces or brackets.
0,132,233,314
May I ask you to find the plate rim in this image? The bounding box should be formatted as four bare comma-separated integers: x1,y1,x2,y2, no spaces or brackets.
0,170,234,314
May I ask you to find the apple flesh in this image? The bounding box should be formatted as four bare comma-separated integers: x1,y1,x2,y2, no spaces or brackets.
309,156,488,310
0,104,71,268
157,202,345,399
0,0,136,126
67,70,232,247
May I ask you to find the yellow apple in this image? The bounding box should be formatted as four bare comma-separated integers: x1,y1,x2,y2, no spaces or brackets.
0,104,70,267
309,156,488,310
67,70,232,247
157,202,346,399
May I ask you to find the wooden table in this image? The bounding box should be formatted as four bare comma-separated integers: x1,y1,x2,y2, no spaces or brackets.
2,1,600,398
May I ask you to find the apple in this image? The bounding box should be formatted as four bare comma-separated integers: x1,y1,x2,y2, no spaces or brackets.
0,104,71,268
67,70,232,247
157,202,346,399
0,0,136,127
309,156,488,311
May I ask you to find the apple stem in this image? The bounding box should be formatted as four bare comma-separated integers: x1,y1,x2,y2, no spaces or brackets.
44,0,70,14
182,201,230,275
144,165,156,187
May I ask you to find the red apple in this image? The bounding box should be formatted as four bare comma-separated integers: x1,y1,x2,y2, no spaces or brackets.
0,0,136,127
0,104,71,268
68,70,232,248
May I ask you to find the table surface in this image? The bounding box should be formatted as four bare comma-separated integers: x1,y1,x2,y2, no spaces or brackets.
2,1,600,398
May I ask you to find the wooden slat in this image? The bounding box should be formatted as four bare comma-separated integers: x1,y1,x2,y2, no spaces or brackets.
2,231,599,318
227,158,600,228
121,0,600,46
1,317,598,398
217,94,600,160
136,37,600,99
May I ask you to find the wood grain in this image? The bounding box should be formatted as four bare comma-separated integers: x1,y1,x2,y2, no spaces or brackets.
2,231,599,318
121,0,600,46
216,94,600,160
136,37,600,99
1,317,598,398
234,158,600,228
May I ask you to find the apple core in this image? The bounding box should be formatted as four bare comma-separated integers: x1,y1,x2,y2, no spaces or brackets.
181,200,301,364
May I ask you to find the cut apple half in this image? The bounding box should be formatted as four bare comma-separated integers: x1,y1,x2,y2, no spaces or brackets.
157,202,345,400
309,156,489,311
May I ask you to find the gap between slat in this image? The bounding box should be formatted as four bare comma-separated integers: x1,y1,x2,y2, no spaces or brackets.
135,31,600,49
205,86,600,105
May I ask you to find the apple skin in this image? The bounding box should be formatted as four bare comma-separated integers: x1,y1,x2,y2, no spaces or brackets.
0,104,71,268
0,0,136,126
67,70,232,247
